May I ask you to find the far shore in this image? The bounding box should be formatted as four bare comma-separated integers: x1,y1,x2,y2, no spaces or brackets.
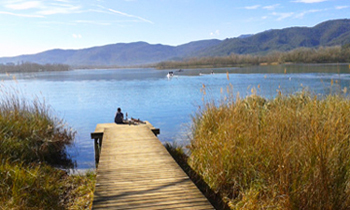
1,61,350,74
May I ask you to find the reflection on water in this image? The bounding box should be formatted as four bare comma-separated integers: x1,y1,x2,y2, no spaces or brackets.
1,64,350,169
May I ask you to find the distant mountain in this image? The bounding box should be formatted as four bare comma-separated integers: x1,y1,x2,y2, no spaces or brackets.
237,34,253,39
0,19,350,66
0,40,221,67
200,19,350,56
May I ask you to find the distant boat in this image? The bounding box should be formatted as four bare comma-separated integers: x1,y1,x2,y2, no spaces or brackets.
177,69,183,72
199,71,215,76
167,71,174,78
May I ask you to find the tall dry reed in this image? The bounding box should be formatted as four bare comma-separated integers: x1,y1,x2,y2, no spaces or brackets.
0,159,95,209
0,87,94,209
0,88,75,168
189,90,350,209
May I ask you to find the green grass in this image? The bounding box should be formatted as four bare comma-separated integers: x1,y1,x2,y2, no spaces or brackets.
0,88,95,209
189,90,350,209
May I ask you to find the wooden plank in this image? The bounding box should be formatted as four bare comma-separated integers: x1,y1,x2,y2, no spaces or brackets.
92,123,214,210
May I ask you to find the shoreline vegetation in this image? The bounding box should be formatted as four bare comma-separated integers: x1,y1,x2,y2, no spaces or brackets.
1,45,350,73
156,45,350,69
0,62,69,73
0,89,95,209
167,83,350,209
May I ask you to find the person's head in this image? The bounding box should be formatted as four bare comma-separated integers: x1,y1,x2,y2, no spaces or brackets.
117,107,121,112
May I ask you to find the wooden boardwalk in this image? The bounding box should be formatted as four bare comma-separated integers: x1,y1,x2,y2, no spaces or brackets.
91,122,214,209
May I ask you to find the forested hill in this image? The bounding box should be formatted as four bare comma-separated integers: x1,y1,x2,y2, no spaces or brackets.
0,19,350,67
200,19,350,56
0,40,221,67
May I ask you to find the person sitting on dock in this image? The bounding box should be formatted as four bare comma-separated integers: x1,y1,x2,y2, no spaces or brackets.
114,107,124,124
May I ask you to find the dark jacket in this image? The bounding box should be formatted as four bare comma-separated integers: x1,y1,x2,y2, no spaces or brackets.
115,112,124,124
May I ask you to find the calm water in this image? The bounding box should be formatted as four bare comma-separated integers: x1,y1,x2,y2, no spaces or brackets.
1,64,350,169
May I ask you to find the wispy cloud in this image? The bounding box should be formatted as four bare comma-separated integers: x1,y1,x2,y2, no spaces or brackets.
38,20,76,26
272,12,294,21
245,4,280,10
245,5,260,10
0,1,153,28
335,5,349,9
292,0,328,3
295,9,324,18
75,20,111,26
37,5,81,15
270,8,325,20
2,0,82,16
263,4,280,10
72,34,82,39
5,1,42,10
210,30,220,36
108,8,153,24
93,5,154,24
1,0,153,25
0,10,43,18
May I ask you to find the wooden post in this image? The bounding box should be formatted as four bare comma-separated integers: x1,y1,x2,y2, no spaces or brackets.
151,128,160,136
91,132,103,168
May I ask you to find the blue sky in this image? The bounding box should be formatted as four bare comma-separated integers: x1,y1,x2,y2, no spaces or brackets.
0,0,349,57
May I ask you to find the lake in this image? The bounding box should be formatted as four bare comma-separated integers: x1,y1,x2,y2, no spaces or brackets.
1,64,350,169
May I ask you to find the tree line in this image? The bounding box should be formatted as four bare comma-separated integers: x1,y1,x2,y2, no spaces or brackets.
0,62,70,73
156,45,350,69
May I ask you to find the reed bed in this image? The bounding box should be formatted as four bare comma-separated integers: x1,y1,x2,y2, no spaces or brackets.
189,90,350,209
0,89,75,168
0,87,95,209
